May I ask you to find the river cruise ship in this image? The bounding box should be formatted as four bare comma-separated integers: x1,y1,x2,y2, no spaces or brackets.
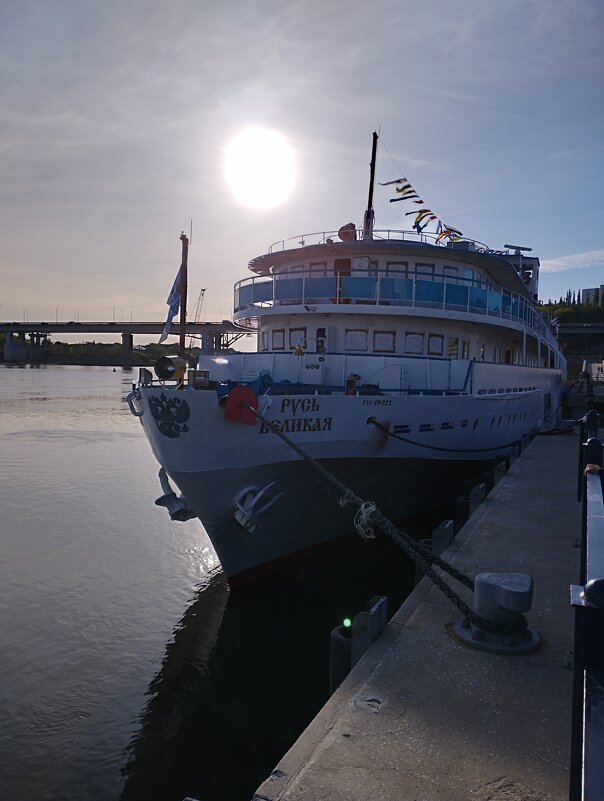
129,141,566,581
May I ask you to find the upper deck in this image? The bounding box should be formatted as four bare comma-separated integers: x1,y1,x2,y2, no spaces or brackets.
248,228,538,298
234,228,553,346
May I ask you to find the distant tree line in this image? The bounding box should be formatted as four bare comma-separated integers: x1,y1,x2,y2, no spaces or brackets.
549,288,600,307
541,288,604,323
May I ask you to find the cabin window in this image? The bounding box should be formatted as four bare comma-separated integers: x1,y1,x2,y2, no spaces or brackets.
352,257,370,271
373,331,396,353
504,349,512,364
386,261,408,277
290,264,305,274
316,327,326,353
462,339,470,359
480,344,485,361
428,334,444,356
345,329,368,351
334,258,352,272
463,268,475,284
272,329,285,350
416,263,435,280
444,266,458,282
447,337,459,358
309,261,327,276
260,330,269,351
404,332,424,354
289,328,306,348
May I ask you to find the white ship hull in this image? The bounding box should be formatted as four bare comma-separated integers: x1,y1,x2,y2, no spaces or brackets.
135,362,562,579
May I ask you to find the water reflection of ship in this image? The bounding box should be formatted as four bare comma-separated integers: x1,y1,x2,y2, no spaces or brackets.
119,533,418,801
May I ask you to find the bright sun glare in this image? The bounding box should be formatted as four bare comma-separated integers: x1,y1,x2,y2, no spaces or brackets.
223,126,297,211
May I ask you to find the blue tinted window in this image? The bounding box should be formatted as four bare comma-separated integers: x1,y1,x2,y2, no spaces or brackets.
469,286,487,313
445,283,469,309
488,289,502,315
252,281,273,303
502,294,512,317
304,276,337,300
511,297,520,319
379,277,413,302
415,280,444,306
341,276,376,300
237,284,253,308
275,278,303,300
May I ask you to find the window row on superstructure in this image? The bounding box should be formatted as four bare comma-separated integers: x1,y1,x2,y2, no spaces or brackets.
259,320,560,368
277,257,488,284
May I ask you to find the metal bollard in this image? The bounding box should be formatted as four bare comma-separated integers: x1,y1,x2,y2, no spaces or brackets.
454,496,469,533
468,483,486,516
329,623,352,694
493,460,507,486
432,520,454,558
329,596,388,694
453,572,539,655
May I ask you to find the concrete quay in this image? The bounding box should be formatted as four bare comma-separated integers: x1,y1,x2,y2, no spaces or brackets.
255,432,581,801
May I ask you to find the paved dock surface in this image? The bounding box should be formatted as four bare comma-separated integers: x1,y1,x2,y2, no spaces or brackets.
255,433,580,801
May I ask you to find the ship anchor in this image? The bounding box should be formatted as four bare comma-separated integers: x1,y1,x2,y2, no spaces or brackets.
155,468,197,522
233,483,284,532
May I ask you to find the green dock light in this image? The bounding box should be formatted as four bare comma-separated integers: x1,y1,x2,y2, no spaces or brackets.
329,597,388,696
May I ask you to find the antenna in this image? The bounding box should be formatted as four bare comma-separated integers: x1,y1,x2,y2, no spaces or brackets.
189,218,193,245
362,132,379,240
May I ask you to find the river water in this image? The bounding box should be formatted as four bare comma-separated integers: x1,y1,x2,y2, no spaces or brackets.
0,365,424,801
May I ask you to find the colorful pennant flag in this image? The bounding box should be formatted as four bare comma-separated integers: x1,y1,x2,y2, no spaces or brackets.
381,174,463,242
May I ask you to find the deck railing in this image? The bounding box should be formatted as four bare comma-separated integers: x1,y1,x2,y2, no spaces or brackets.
570,404,604,801
233,269,555,347
265,228,493,254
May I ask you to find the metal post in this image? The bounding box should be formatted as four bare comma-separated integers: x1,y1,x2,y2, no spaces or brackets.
179,232,189,361
578,417,587,502
570,441,604,801
329,624,351,694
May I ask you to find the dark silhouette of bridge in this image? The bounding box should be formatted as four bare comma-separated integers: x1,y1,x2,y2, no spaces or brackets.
0,320,249,363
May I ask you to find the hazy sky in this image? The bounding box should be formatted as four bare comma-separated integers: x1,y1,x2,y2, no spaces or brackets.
2,0,603,330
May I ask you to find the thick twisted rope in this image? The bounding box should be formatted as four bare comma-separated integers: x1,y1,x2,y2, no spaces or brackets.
244,402,527,636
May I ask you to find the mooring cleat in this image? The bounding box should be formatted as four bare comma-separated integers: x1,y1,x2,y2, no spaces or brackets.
453,572,540,655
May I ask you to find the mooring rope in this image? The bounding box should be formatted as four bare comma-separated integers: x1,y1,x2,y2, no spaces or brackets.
244,402,527,636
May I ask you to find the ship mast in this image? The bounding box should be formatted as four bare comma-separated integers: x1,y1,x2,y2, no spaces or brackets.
178,231,188,360
362,131,378,239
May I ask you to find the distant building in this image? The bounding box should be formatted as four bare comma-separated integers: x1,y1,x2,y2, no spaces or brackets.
582,287,599,305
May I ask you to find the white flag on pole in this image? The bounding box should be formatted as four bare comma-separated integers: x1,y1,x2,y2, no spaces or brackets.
159,266,182,343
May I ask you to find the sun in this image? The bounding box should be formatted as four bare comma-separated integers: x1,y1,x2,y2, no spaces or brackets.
223,126,297,211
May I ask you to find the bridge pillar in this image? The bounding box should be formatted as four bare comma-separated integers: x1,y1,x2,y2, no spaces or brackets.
4,332,28,363
201,332,222,354
121,332,133,356
29,332,46,362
